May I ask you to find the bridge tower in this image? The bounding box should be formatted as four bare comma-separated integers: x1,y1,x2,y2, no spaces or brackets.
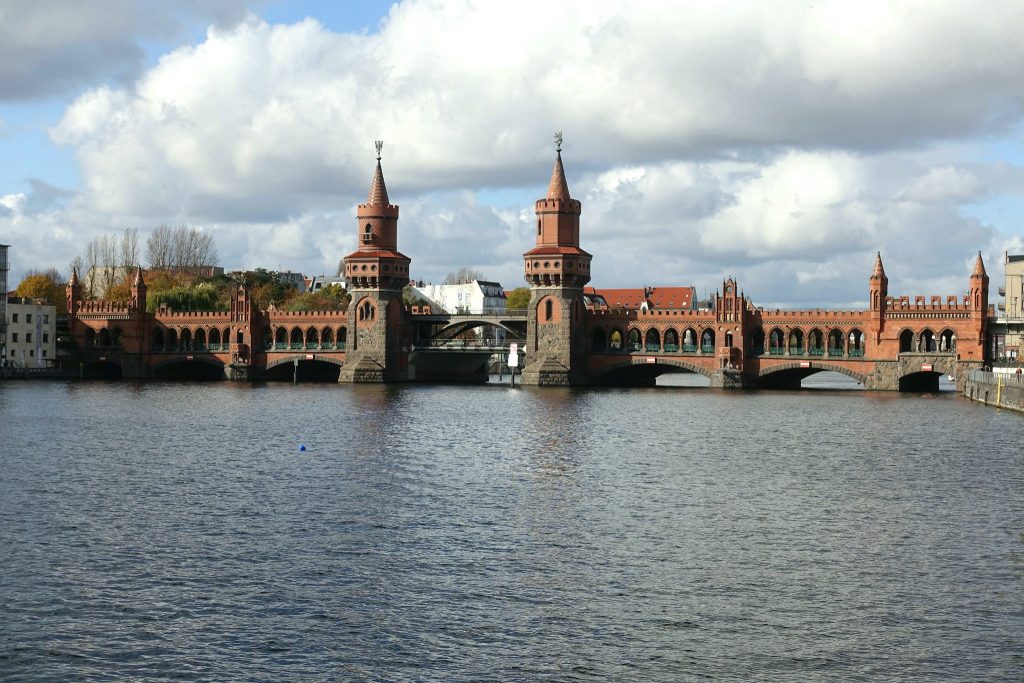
970,251,989,360
338,143,412,382
868,251,888,345
521,135,592,385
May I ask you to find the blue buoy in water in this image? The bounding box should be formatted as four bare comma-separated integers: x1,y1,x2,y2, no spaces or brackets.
298,444,307,452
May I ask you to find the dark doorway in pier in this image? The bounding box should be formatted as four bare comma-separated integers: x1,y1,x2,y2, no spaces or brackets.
898,371,942,392
261,360,341,383
152,360,225,381
82,361,123,379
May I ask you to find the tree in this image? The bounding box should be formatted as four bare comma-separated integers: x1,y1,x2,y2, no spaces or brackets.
505,286,530,310
283,284,351,312
443,267,484,284
145,225,219,271
14,271,67,313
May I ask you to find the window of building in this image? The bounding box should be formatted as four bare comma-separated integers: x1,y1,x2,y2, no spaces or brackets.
42,333,48,343
42,350,47,357
11,313,16,323
9,350,13,357
26,314,32,323
11,333,17,342
29,350,34,357
43,315,49,324
26,333,31,343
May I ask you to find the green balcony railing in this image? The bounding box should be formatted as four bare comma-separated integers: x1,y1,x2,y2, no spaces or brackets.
306,341,318,349
828,348,843,357
849,348,864,357
809,347,824,356
336,342,346,350
682,344,697,353
275,342,287,350
790,346,804,355
769,347,784,355
663,344,679,352
629,342,642,352
701,344,714,353
290,342,303,350
645,343,660,352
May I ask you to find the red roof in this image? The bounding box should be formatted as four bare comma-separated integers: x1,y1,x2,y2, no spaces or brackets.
523,246,592,256
587,286,695,310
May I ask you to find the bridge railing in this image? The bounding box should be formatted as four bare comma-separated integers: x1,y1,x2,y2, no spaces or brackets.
414,338,509,350
412,308,528,318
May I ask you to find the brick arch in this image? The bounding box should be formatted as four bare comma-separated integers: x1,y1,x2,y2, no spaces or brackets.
151,356,225,371
758,361,868,384
590,357,714,380
263,355,346,371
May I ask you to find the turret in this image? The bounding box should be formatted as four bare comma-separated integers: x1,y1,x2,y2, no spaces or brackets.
130,266,146,311
67,267,81,316
970,251,988,311
869,252,888,312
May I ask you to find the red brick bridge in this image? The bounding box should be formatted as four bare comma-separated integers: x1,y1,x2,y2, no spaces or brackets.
66,144,989,391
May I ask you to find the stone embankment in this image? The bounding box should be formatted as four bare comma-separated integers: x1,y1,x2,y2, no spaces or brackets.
963,369,1024,413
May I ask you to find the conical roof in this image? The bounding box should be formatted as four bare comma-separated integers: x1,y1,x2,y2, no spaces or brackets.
68,267,79,286
547,152,571,202
872,252,886,278
133,265,145,286
367,160,389,206
972,251,987,276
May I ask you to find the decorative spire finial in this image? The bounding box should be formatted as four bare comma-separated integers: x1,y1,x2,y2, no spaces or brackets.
553,130,563,154
375,140,383,161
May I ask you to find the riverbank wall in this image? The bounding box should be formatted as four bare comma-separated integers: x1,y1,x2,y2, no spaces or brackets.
962,369,1024,413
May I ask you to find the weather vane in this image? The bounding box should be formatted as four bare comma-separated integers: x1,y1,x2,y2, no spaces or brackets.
375,140,383,160
553,130,563,153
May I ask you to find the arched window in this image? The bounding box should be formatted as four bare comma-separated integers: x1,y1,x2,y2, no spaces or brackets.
628,328,642,352
290,327,303,349
828,329,844,356
701,329,715,352
645,328,661,352
788,329,804,354
725,332,733,348
306,327,319,349
152,327,165,352
808,329,823,356
224,328,231,349
180,328,192,351
261,329,273,350
275,327,287,348
920,329,936,352
363,224,373,244
750,329,765,356
194,328,206,350
166,329,177,351
85,327,96,347
209,328,221,348
537,218,542,236
683,328,697,352
338,327,348,349
544,299,553,321
849,329,864,356
592,328,607,351
322,327,334,348
609,328,623,351
664,328,679,352
97,328,111,346
769,328,784,355
940,329,956,352
899,329,914,353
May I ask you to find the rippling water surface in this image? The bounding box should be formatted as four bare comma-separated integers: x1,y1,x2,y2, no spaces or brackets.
1,380,1023,681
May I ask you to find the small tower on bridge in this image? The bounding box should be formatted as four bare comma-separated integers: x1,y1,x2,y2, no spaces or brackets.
869,252,888,342
130,266,146,312
66,267,81,317
521,133,592,385
338,142,412,382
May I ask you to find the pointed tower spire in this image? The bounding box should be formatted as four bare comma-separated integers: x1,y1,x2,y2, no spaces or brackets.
547,131,571,202
133,265,145,286
367,140,390,207
68,266,79,286
872,251,886,278
972,250,986,276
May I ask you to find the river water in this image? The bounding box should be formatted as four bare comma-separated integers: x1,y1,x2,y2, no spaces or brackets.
1,379,1022,681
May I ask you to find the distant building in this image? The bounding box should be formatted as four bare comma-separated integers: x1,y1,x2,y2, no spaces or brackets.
0,244,8,363
276,270,307,292
413,279,506,314
305,275,348,292
4,297,57,368
991,253,1024,360
585,286,696,311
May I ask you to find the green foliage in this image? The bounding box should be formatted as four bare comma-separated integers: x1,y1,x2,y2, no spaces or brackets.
505,286,531,310
402,285,431,307
147,282,226,312
283,284,350,312
15,272,67,313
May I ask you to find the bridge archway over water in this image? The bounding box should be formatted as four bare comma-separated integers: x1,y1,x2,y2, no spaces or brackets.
590,359,713,387
756,363,868,390
898,370,945,392
261,356,344,382
151,357,225,381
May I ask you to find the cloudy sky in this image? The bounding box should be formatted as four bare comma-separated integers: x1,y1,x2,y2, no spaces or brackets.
2,0,1024,306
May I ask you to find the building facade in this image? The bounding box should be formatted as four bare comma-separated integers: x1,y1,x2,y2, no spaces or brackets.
5,297,57,368
413,280,506,314
989,252,1024,360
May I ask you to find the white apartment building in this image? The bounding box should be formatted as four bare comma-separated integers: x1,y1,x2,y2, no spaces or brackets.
5,297,57,368
413,280,506,314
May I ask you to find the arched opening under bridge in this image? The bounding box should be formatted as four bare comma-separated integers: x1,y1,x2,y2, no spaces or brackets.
898,370,946,393
261,358,342,382
590,359,712,388
755,364,867,390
